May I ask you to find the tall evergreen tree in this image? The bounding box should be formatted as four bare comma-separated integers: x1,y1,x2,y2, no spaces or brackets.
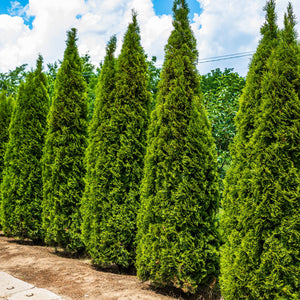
82,12,151,268
136,0,219,293
1,56,49,240
81,36,118,260
220,0,279,294
0,92,13,179
221,0,279,244
42,29,87,250
220,3,300,299
0,93,13,226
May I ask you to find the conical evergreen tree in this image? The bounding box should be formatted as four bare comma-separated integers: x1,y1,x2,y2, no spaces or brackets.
42,29,88,250
0,92,13,179
0,93,13,226
81,36,118,259
136,0,219,293
220,0,279,295
82,12,151,268
220,3,300,299
221,0,279,244
1,56,49,240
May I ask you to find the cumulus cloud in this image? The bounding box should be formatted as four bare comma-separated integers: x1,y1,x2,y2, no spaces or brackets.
0,14,30,71
194,0,300,75
0,0,87,72
0,0,172,72
0,0,299,75
76,0,172,67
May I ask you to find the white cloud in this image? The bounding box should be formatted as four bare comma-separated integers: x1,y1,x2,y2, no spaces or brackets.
0,14,30,71
0,0,299,76
76,0,172,67
194,0,300,75
0,0,172,72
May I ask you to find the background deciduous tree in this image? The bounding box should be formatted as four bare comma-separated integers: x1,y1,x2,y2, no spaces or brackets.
201,68,245,182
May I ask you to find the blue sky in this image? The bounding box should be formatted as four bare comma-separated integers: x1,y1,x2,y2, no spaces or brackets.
0,0,33,27
1,0,202,17
0,0,28,13
0,0,299,75
0,0,202,30
152,0,202,19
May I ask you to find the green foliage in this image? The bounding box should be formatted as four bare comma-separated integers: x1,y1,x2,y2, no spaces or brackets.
45,54,99,121
0,64,28,96
136,0,219,293
82,11,151,268
201,68,245,181
146,55,161,108
46,61,59,102
221,0,278,262
1,56,49,240
0,93,13,227
80,53,100,121
81,35,118,263
0,93,13,177
42,28,88,250
221,2,300,299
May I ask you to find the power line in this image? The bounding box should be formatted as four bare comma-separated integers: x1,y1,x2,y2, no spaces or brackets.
198,51,255,64
198,51,255,61
154,51,255,67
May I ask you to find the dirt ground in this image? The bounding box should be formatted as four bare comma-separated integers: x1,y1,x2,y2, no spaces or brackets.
0,233,220,300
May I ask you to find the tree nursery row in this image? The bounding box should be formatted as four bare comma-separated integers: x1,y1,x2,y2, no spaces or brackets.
0,0,299,299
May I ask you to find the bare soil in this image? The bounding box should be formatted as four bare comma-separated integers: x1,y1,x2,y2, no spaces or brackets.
0,233,221,300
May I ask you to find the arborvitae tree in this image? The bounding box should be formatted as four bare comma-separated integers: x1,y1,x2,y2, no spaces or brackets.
136,0,219,293
42,29,87,251
81,36,118,260
82,12,151,268
220,3,300,299
1,56,49,240
0,93,13,226
221,0,279,243
0,93,13,178
220,0,279,295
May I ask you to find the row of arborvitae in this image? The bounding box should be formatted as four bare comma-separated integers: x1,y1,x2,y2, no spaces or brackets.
0,0,219,293
0,0,299,298
221,1,300,299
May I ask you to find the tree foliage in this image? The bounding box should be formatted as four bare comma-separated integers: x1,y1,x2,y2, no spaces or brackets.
80,53,100,120
0,64,28,96
221,2,300,299
136,0,219,293
82,11,151,268
147,55,161,108
42,28,88,250
201,68,245,181
1,56,49,240
0,93,13,227
0,93,13,178
81,35,119,262
221,0,279,262
45,61,59,102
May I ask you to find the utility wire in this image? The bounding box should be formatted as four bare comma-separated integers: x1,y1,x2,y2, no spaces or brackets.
198,51,255,61
198,51,255,64
1,51,256,77
154,51,255,67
